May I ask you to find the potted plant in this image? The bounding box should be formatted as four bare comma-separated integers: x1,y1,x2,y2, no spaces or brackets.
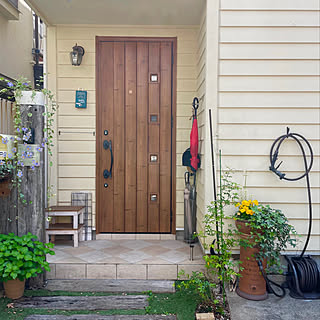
0,232,55,299
234,200,297,300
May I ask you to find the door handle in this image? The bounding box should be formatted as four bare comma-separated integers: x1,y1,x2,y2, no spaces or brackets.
103,140,113,179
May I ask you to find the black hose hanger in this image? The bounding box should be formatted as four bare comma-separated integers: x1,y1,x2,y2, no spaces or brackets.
269,127,313,258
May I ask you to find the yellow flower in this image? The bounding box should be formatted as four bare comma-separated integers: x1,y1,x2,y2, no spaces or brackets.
248,200,252,205
237,212,240,215
242,200,249,206
240,208,245,213
253,200,259,206
247,209,253,215
235,203,240,207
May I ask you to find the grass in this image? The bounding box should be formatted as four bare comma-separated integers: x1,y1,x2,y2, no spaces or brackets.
0,287,200,320
148,291,200,319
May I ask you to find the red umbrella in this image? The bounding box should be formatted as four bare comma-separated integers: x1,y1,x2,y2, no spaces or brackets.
190,98,199,172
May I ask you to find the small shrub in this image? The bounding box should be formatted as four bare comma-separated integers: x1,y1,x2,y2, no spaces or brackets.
0,232,55,282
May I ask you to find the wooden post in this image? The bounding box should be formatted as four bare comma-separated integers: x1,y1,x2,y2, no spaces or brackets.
0,91,46,287
17,100,45,241
19,92,46,287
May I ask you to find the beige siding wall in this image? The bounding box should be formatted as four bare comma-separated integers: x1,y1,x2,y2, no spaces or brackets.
196,6,207,233
0,0,33,80
217,0,320,252
53,25,198,229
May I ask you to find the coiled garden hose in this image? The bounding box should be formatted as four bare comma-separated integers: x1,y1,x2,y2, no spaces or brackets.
269,128,320,298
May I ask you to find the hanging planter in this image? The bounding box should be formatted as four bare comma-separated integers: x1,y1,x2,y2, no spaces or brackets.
18,90,45,106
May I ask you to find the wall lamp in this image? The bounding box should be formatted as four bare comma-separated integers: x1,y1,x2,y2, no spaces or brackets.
70,43,85,66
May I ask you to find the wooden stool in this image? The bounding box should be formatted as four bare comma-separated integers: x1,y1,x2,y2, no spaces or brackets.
45,206,85,247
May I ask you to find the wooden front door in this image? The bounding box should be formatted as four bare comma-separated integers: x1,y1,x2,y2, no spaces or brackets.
96,37,176,233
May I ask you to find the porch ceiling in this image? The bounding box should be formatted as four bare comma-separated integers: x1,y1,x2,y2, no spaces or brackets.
25,0,205,26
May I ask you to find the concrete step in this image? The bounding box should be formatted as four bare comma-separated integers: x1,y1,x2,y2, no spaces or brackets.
15,295,147,310
47,262,204,281
46,279,175,293
24,316,177,320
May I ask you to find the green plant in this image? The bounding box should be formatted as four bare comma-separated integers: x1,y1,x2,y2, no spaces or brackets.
234,203,297,273
177,271,217,309
199,166,242,305
0,76,57,204
0,233,55,282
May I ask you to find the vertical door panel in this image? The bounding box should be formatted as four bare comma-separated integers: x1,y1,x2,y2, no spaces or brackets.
148,42,160,232
98,42,114,232
160,42,172,232
113,42,125,232
124,42,137,232
136,42,149,232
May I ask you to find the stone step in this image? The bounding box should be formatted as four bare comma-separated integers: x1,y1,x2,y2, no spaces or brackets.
47,263,204,281
14,295,147,310
24,316,177,320
46,279,175,293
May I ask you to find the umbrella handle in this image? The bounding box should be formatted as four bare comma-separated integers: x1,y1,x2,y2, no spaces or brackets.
192,97,199,118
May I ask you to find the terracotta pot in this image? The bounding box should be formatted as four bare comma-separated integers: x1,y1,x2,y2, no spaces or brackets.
3,279,26,299
235,220,267,301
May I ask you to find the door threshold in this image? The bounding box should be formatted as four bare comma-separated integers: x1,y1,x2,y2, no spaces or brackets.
96,233,176,240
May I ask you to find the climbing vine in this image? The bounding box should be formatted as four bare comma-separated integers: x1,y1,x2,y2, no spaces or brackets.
0,76,57,204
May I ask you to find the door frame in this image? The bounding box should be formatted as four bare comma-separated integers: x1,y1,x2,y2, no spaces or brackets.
95,36,177,234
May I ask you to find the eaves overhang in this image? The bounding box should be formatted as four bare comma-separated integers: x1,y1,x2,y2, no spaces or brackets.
25,0,205,26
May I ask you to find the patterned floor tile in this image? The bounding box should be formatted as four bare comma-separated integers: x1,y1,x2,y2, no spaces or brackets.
60,246,93,255
139,245,172,256
49,240,203,267
100,245,131,255
83,240,114,249
119,250,152,263
158,250,188,264
77,251,112,263
158,240,186,250
120,240,153,250
51,256,86,264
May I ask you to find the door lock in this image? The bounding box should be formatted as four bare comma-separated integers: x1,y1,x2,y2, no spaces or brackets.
104,183,108,188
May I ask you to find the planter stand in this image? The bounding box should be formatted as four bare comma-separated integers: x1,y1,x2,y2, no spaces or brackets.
236,220,268,301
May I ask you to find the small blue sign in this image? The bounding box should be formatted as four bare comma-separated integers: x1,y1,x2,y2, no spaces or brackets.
75,90,87,108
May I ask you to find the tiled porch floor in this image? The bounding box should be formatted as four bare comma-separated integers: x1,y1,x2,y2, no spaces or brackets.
47,239,205,281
